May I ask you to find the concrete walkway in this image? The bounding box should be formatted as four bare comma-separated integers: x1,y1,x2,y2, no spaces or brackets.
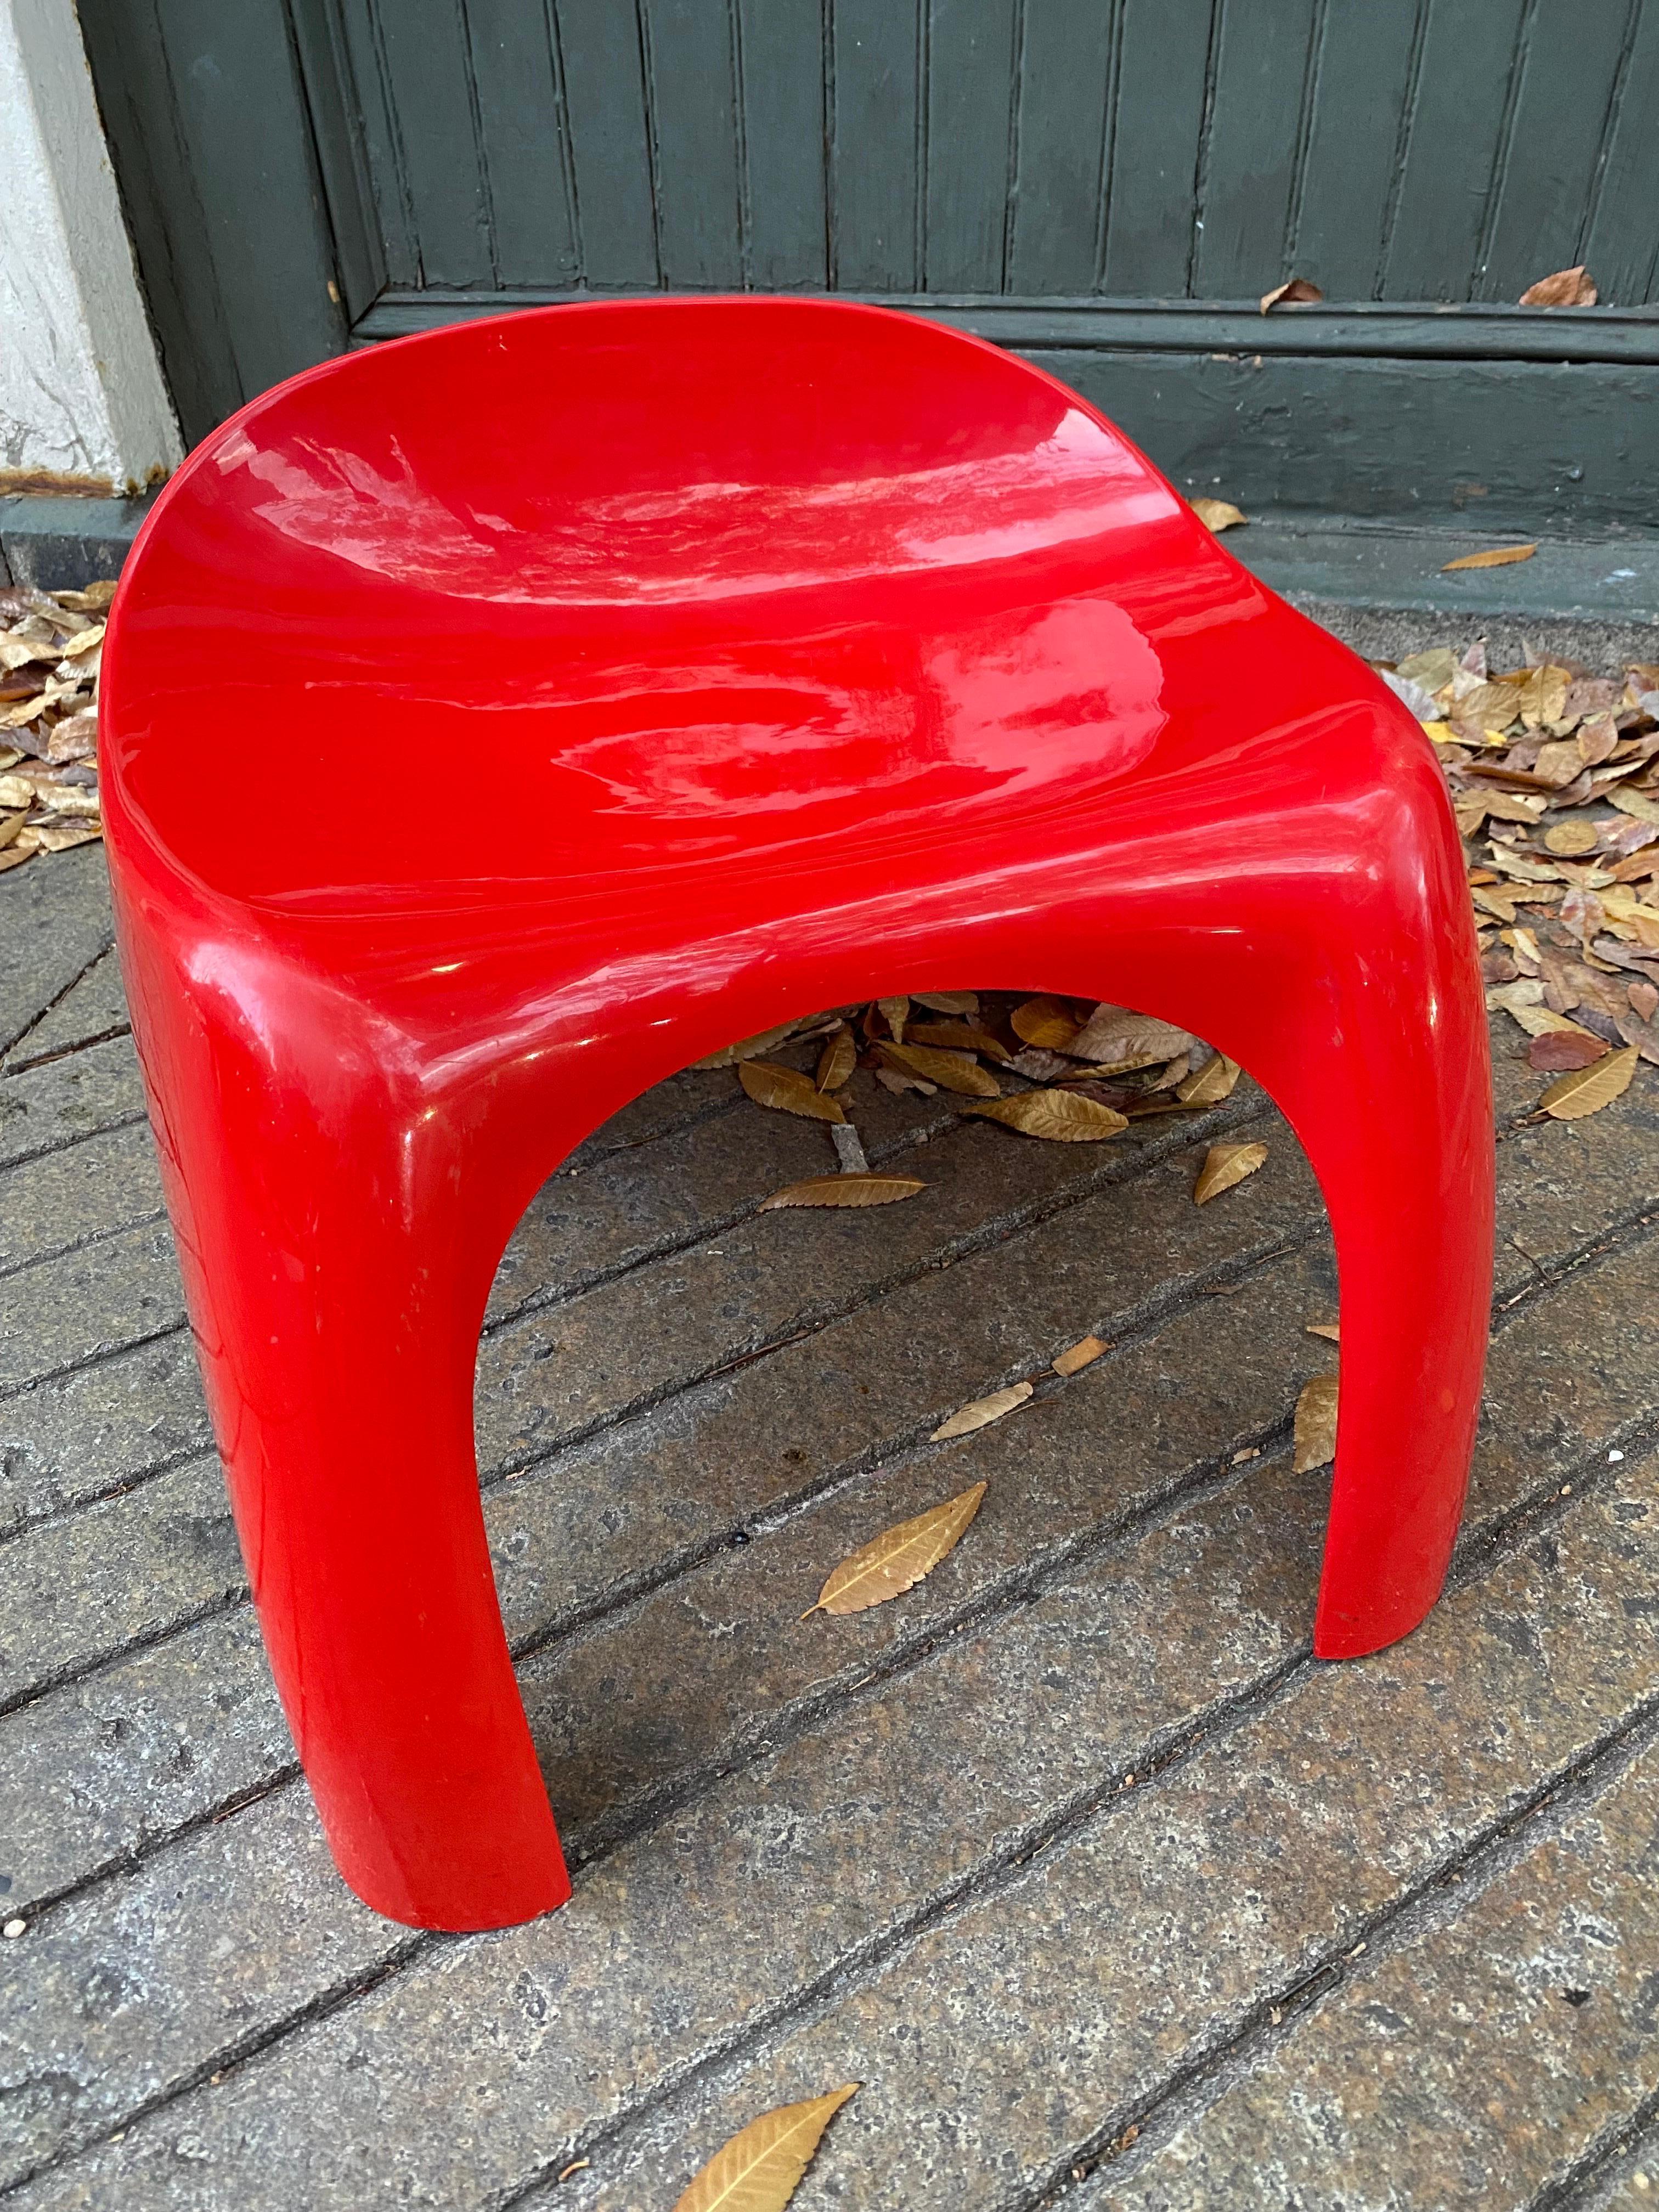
3,844,1658,2210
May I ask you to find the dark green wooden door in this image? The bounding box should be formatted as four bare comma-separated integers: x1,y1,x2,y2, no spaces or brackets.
81,0,1659,529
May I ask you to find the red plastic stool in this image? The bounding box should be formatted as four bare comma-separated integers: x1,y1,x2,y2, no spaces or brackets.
101,298,1493,1932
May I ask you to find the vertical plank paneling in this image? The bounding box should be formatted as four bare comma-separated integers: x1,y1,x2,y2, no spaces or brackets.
332,0,418,287
369,0,495,284
641,0,745,286
735,0,827,287
554,0,660,287
924,0,1018,292
1580,0,1659,303
289,0,387,318
831,0,922,290
1290,0,1424,298
1476,0,1639,299
1192,0,1321,296
1005,3,1114,295
1383,0,1530,300
462,0,580,287
1102,0,1215,297
75,0,242,440
156,0,349,396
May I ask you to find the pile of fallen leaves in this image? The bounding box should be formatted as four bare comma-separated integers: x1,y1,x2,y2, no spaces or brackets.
709,645,1658,1214
1377,642,1659,1110
0,579,114,872
699,989,1249,1211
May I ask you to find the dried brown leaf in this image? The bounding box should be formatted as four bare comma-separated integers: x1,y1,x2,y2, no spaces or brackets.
877,1040,1001,1097
52,580,117,613
931,1386,1032,1443
1175,1051,1241,1105
18,819,100,853
1398,647,1459,692
816,1026,856,1093
1192,498,1246,533
1528,1029,1609,1071
960,1088,1128,1142
806,1482,989,1615
1519,264,1598,307
905,1018,1012,1061
1538,1044,1639,1119
1306,1322,1341,1343
1069,1005,1195,1069
911,990,978,1016
760,1173,924,1210
695,1020,820,1070
42,707,97,764
877,995,910,1042
671,2085,859,2212
1193,1141,1268,1204
1052,1335,1108,1377
1260,276,1324,312
739,1059,847,1124
1441,544,1538,572
1009,995,1081,1051
1578,714,1620,768
1293,1374,1340,1474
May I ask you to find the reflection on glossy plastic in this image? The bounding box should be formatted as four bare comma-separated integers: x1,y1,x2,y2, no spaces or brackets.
102,298,1494,1933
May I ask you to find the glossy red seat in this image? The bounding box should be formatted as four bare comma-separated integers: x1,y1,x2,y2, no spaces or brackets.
101,298,1493,1933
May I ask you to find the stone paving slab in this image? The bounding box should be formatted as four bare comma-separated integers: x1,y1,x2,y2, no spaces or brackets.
1107,1718,1659,2209
0,1122,162,1276
4,848,1659,2212
540,1455,1659,2212
0,847,111,1060
2,1206,1653,2204
0,1039,145,1172
1,950,130,1070
0,1217,185,1394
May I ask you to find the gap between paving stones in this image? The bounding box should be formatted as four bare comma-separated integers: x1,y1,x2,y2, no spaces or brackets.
526,1652,1659,2212
2,1135,1652,1916
0,1212,1321,1846
2,1102,1627,1799
0,1510,1314,2197
0,996,1577,1420
1075,1628,1659,2207
35,1398,1655,2212
3,1040,1654,2194
7,1235,1657,2203
2,947,137,1075
0,1113,148,1181
479,1085,1261,1351
0,1080,1272,1554
514,1207,1659,1876
1023,1675,1659,2210
0,1039,149,1177
0,1006,1564,1412
523,1443,1659,2212
1547,2091,1659,2211
0,928,111,1068
0,1209,167,1289
0,1023,132,1080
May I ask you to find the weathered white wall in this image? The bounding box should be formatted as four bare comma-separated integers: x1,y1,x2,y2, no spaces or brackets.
0,0,180,493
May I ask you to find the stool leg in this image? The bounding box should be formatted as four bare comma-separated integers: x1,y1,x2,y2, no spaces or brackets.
115,932,569,1932
1250,934,1493,1660
1073,759,1493,1658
